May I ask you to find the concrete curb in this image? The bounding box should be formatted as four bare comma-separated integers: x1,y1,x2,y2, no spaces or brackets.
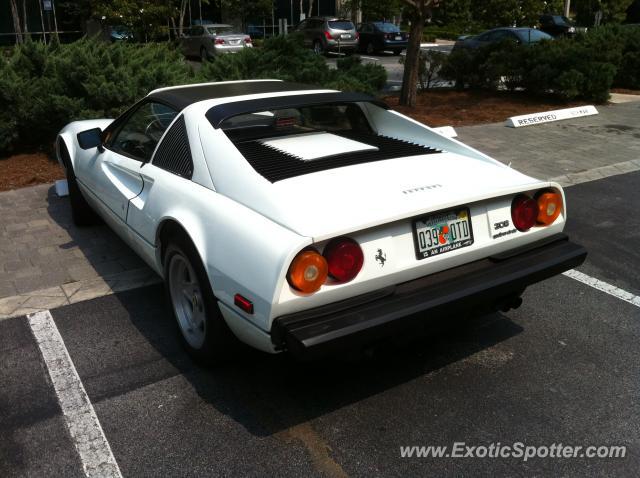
0,267,161,320
549,158,640,188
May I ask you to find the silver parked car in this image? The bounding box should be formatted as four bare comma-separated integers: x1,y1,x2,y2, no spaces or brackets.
181,24,252,61
295,17,359,55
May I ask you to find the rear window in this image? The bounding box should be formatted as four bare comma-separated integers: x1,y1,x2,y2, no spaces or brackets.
552,15,572,25
328,21,355,31
220,103,371,142
374,23,400,33
206,26,234,35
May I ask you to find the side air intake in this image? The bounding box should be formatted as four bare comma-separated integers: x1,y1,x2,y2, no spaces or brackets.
153,115,194,179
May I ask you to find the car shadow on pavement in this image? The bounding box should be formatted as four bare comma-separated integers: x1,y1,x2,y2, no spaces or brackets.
111,284,524,438
45,186,151,285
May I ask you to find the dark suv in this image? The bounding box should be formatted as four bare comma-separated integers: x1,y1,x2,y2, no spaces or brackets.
357,22,407,55
295,17,359,54
539,14,584,37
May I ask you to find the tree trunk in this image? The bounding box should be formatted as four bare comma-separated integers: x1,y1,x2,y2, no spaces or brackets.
399,15,424,107
178,0,187,37
9,0,23,44
308,0,314,18
22,0,29,36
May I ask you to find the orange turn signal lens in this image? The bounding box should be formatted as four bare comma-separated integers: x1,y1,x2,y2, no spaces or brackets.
536,191,563,225
287,250,328,294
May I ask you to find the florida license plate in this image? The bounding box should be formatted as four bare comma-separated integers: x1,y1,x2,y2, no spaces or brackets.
412,207,474,259
395,35,402,40
341,34,351,39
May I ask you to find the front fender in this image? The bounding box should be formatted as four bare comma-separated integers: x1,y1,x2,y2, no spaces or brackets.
56,119,114,171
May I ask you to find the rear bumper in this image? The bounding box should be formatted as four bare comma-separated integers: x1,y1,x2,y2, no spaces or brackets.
213,44,251,54
325,40,358,51
271,234,586,358
382,40,407,48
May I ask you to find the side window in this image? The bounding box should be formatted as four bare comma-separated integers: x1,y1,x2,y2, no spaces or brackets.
491,31,507,41
193,26,204,36
109,102,178,162
151,115,194,179
297,20,307,30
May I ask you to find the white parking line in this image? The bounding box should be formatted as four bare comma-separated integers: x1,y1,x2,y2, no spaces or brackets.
28,310,123,478
563,269,640,308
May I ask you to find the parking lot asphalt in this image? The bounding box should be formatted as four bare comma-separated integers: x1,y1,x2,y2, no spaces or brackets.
1,171,638,477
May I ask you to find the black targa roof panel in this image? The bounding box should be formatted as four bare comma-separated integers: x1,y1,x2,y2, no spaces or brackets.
147,80,318,111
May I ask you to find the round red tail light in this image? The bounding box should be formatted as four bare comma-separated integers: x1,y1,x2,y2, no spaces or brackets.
323,237,364,283
511,194,538,232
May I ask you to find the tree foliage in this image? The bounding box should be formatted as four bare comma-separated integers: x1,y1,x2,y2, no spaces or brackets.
575,0,635,25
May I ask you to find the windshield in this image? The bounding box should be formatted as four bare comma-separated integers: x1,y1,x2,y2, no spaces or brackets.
206,26,235,35
374,22,400,33
517,29,553,43
328,21,355,31
220,104,371,142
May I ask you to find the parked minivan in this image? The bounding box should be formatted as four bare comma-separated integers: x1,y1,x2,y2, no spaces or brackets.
295,17,359,54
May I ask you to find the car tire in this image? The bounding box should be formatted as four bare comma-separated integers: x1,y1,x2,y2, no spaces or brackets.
61,143,101,226
164,236,238,364
393,49,402,55
313,40,324,55
366,42,375,55
200,46,209,62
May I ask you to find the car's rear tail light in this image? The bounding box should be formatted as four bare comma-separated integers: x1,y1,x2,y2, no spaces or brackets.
215,38,224,44
287,250,328,293
323,237,364,283
244,36,252,43
536,190,562,225
355,32,360,40
324,31,333,40
511,194,538,232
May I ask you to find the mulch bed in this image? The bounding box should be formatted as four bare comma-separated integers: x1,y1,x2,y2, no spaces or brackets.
0,152,64,192
0,89,594,192
384,90,588,127
611,88,640,95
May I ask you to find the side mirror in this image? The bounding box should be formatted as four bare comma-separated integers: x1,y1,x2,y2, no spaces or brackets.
77,128,103,151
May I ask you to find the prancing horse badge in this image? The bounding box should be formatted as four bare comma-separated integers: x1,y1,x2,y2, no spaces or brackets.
375,248,387,267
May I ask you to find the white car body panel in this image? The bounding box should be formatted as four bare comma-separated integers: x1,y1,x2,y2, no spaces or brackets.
56,80,575,354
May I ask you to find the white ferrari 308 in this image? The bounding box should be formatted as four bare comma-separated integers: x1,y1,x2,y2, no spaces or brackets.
56,80,586,360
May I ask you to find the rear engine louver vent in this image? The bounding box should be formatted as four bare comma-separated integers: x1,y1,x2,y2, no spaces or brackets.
234,131,439,182
153,115,194,179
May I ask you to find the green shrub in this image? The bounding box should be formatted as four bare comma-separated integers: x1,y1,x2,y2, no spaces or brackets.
334,55,387,94
0,34,386,156
198,34,386,94
440,25,639,101
0,38,195,155
400,49,448,89
442,35,619,102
